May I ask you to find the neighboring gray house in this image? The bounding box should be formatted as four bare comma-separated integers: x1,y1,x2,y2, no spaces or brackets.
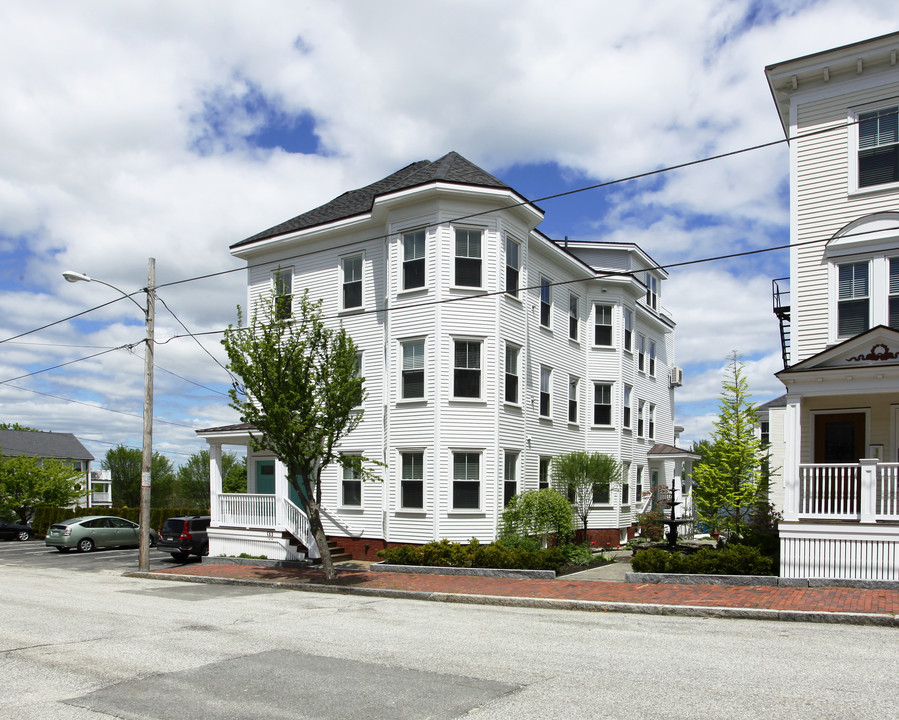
0,429,106,507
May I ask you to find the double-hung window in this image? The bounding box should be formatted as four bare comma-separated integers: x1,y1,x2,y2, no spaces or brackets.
273,268,293,319
504,344,520,404
569,294,579,340
503,452,518,507
623,385,632,429
637,335,646,371
592,482,610,505
594,304,612,346
838,261,869,337
539,366,552,418
858,106,898,188
402,230,426,290
568,376,578,423
401,340,425,399
452,452,480,510
593,383,611,426
539,456,551,489
540,276,552,327
648,403,656,439
636,467,643,506
455,228,482,287
453,340,481,398
621,464,630,505
400,452,424,510
352,353,363,408
623,308,632,351
637,399,645,436
891,258,899,329
342,460,361,507
342,255,363,309
645,273,658,310
505,237,520,296
649,340,656,376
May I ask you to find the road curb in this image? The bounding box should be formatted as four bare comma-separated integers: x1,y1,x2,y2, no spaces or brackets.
123,571,899,627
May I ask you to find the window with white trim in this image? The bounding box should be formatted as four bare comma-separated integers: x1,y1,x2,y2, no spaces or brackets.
455,228,482,287
649,340,656,376
569,294,579,341
352,353,363,408
637,334,646,371
539,456,551,489
400,452,424,510
401,340,425,399
540,276,552,327
645,273,658,310
503,452,518,507
342,255,363,309
648,403,656,439
342,460,361,507
594,304,612,346
623,384,632,429
402,230,426,290
568,376,578,423
636,466,644,506
505,237,520,296
637,399,645,436
838,261,869,337
540,366,552,418
623,308,632,351
504,344,519,404
890,258,899,329
453,340,481,399
273,268,293,319
452,452,480,510
621,462,630,505
593,382,611,425
592,481,610,505
858,106,898,188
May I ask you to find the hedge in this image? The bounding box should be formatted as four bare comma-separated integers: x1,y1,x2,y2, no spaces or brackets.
630,545,775,576
378,538,584,573
30,506,209,537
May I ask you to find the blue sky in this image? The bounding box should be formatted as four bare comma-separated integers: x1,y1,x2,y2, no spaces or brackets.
0,0,897,466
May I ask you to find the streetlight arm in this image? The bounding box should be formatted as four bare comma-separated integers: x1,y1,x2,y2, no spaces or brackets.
62,270,147,314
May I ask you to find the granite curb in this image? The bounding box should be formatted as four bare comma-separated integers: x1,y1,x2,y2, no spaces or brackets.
123,571,899,627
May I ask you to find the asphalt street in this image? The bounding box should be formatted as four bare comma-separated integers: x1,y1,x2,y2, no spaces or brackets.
1,541,897,719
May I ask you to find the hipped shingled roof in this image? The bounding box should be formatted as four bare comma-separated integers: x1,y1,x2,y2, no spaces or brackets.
0,429,93,462
233,151,514,249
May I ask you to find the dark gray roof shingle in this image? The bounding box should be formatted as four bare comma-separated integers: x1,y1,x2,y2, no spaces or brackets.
233,151,513,249
0,429,94,461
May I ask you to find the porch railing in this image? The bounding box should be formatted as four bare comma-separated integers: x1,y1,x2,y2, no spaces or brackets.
796,462,899,521
217,493,276,527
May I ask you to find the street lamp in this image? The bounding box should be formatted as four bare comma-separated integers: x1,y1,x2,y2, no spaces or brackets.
63,259,156,572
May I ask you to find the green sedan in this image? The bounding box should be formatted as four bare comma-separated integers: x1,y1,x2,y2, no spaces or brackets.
44,515,158,553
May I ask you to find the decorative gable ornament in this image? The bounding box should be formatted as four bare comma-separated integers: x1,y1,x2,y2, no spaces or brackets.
846,343,899,362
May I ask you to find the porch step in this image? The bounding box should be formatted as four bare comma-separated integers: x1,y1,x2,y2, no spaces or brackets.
322,539,353,564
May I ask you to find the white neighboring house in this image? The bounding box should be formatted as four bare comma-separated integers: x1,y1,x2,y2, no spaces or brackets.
199,152,695,562
0,429,101,510
766,32,899,580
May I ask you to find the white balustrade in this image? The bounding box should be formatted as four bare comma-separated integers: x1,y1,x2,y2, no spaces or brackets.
796,462,899,520
217,493,276,528
876,463,899,519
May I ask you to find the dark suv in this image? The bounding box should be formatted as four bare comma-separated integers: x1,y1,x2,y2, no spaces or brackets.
157,515,210,561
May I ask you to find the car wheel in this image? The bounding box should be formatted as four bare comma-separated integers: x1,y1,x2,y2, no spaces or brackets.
16,530,32,541
171,552,190,562
56,546,71,553
150,535,157,548
201,543,209,557
77,538,95,553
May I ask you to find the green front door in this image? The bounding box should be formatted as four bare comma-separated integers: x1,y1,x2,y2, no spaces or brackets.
256,460,275,494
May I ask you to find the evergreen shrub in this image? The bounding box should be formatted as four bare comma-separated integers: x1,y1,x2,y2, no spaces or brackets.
630,545,774,576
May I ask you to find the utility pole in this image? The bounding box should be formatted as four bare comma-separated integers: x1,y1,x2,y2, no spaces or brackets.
138,258,156,572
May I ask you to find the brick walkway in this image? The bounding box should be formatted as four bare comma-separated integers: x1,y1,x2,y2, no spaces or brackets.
149,563,899,624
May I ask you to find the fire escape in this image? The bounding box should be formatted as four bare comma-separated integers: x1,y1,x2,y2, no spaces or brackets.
772,277,791,369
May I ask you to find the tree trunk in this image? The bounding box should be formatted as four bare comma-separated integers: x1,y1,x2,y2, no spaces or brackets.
306,499,336,581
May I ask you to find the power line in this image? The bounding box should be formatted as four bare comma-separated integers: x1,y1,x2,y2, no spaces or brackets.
0,294,141,345
156,293,236,384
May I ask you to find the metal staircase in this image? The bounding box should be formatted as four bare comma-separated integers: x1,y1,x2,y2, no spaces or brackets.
772,277,791,369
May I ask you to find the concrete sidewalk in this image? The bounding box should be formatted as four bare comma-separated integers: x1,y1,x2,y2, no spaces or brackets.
129,557,899,627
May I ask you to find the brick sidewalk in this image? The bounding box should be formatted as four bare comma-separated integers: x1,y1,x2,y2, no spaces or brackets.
147,563,899,625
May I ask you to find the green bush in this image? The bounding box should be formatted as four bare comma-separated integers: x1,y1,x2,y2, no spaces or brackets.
631,544,774,576
560,543,594,566
377,538,584,573
636,510,664,541
499,488,573,546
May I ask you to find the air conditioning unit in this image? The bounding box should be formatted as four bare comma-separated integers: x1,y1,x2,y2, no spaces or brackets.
669,366,683,387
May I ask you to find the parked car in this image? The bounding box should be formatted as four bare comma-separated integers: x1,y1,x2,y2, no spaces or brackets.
0,521,34,541
157,515,210,561
44,516,158,553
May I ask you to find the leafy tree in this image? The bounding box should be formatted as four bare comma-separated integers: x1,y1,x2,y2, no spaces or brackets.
551,451,621,540
0,423,40,431
176,449,245,506
692,352,769,540
223,288,378,581
101,445,177,508
499,488,574,547
0,451,83,523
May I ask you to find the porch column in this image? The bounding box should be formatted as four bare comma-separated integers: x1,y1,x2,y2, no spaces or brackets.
274,459,288,530
209,443,223,523
782,395,801,521
860,458,878,523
